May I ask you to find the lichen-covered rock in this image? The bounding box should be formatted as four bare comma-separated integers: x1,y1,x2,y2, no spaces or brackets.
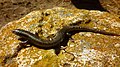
0,7,120,67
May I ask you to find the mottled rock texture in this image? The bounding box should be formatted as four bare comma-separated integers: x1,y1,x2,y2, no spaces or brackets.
99,0,120,16
0,7,120,67
0,0,74,28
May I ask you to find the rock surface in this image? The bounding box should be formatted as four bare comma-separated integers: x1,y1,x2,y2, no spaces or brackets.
99,0,120,16
0,7,120,67
0,0,74,28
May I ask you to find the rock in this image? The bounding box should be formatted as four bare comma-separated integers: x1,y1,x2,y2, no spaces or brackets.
0,0,74,28
0,7,120,66
99,0,120,17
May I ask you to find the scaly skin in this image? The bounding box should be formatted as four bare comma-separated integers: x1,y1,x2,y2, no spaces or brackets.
12,26,120,48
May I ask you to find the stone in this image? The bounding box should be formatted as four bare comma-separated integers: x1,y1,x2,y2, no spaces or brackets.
0,7,120,66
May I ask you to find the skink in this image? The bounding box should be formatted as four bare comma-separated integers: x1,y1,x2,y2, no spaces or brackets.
12,26,120,48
